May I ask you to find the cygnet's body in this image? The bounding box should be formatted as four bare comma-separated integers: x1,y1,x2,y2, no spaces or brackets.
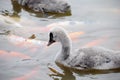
47,27,120,70
15,0,70,13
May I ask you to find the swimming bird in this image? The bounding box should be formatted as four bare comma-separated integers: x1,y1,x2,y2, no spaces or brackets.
15,0,70,13
47,27,120,70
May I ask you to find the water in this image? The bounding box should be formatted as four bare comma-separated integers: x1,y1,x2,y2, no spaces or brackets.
0,0,120,80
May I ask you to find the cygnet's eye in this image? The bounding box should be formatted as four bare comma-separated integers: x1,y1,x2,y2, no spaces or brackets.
47,32,56,46
50,32,54,40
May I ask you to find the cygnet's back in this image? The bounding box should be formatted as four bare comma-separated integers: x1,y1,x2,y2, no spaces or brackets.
68,47,120,69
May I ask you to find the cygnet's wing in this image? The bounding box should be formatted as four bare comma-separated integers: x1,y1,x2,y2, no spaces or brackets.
68,47,119,69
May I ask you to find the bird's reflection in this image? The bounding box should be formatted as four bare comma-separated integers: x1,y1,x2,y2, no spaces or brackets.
48,63,120,80
11,0,21,18
48,66,76,80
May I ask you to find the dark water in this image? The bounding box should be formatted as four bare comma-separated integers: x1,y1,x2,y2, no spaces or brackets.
0,0,120,80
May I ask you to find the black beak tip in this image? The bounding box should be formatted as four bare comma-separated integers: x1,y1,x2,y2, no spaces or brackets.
47,40,55,46
47,42,51,46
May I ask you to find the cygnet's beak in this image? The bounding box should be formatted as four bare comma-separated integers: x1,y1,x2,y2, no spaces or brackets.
47,39,56,46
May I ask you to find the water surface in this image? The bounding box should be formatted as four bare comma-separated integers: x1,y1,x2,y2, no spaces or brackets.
0,0,120,80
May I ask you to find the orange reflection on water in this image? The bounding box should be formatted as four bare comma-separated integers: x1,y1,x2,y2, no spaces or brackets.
69,31,85,40
83,36,107,47
13,66,40,80
10,51,31,59
8,35,46,52
0,50,31,59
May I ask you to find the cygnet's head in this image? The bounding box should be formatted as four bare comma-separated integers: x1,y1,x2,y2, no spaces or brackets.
47,27,70,46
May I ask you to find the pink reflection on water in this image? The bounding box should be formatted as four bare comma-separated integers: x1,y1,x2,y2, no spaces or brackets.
13,66,40,80
8,35,47,52
0,50,31,59
69,31,85,40
83,36,108,47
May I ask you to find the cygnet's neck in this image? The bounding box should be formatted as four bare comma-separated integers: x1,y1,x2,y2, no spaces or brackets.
59,35,71,61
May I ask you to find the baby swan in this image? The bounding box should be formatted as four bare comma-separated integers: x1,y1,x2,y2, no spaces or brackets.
47,27,120,70
15,0,70,13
